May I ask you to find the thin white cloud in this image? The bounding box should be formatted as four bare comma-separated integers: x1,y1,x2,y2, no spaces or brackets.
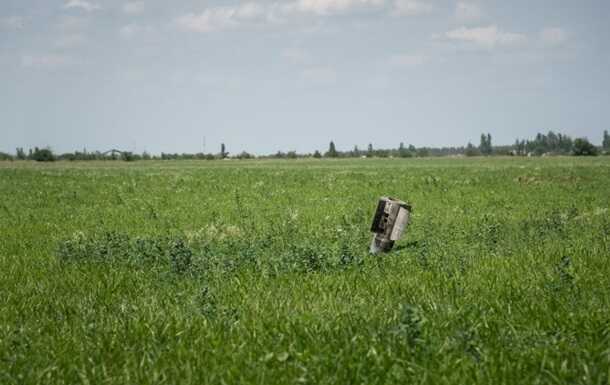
119,23,153,39
389,53,427,67
56,16,90,31
1,16,24,30
442,25,526,48
21,54,75,69
119,24,138,38
391,0,433,16
123,1,145,15
455,1,481,22
55,34,87,48
289,0,385,16
63,0,101,12
175,3,268,33
176,0,429,33
540,27,567,47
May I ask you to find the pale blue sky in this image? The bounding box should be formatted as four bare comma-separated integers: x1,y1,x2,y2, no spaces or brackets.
1,0,609,155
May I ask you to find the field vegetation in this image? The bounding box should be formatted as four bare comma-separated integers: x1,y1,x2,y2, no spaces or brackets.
3,130,609,162
1,157,609,384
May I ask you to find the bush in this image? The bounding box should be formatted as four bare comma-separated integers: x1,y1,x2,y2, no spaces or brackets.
236,151,254,160
465,143,480,157
32,147,55,162
573,138,598,156
0,152,13,161
416,148,429,157
120,151,137,161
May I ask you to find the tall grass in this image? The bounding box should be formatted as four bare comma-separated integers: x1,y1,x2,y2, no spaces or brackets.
1,157,609,384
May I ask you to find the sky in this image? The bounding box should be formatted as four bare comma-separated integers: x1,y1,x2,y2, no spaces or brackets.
1,0,609,155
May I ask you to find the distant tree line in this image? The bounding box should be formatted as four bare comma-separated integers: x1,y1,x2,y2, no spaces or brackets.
2,147,222,162
2,131,609,162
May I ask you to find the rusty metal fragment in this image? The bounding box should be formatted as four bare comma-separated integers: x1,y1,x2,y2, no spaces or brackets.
370,197,411,254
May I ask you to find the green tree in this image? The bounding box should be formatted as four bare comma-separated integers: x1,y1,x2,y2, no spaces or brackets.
603,130,610,151
220,143,228,159
236,151,254,160
325,141,338,158
398,142,415,158
120,151,136,161
398,142,411,158
479,133,492,155
32,147,55,162
573,138,598,156
16,148,26,160
465,142,479,157
488,133,492,152
416,148,429,157
313,150,322,159
513,139,526,155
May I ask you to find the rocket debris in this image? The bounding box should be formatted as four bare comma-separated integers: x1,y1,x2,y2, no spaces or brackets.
370,197,411,254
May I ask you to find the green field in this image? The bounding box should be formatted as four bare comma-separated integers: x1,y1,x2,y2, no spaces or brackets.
1,158,609,385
